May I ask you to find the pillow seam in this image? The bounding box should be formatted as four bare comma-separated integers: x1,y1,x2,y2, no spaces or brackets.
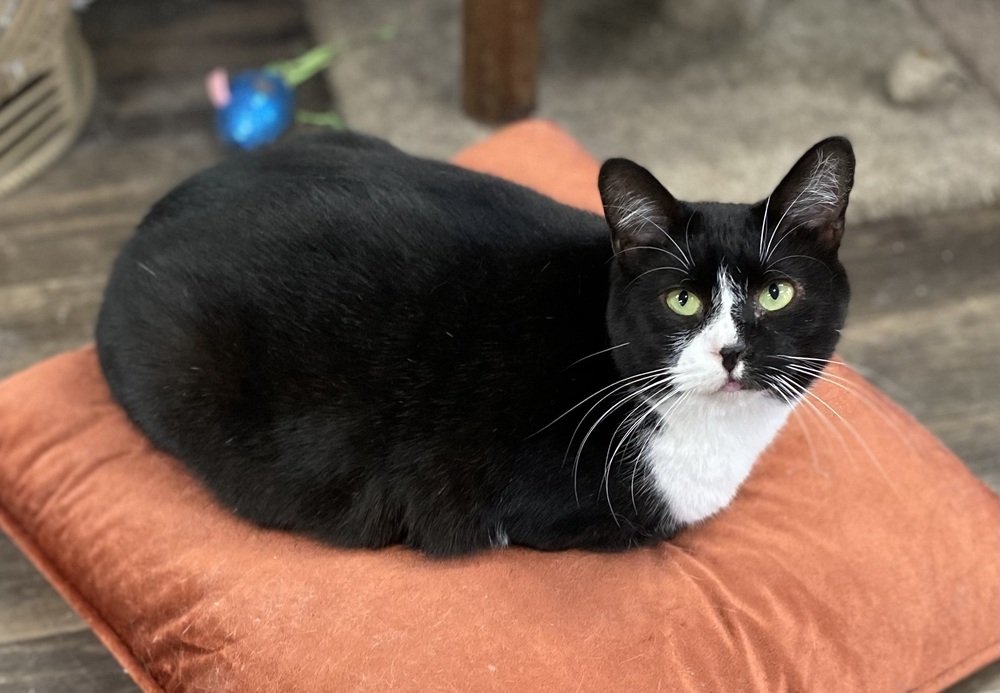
908,641,1000,693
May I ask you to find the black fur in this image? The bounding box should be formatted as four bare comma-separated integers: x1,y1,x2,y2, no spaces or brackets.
95,132,853,556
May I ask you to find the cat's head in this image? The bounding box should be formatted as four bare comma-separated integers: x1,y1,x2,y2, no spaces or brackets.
598,137,854,404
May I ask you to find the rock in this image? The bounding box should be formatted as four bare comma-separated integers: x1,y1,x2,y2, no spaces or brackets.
886,48,966,105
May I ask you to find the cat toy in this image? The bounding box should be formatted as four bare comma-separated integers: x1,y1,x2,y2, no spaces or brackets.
205,28,395,150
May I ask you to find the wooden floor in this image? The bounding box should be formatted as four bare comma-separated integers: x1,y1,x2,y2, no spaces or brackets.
0,0,997,690
0,1,331,691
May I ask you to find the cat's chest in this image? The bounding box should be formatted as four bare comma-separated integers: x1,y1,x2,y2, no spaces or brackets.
642,394,792,525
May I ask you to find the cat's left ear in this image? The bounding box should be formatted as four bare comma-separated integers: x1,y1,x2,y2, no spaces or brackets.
598,158,684,262
762,137,855,251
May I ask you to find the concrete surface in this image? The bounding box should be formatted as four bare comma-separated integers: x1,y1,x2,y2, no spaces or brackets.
305,0,1000,223
915,0,1000,100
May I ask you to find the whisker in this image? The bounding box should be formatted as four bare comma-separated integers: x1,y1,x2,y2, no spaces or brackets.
763,221,807,265
627,389,691,512
605,203,693,268
562,342,631,371
764,151,842,266
624,265,688,291
570,373,677,508
773,354,836,365
607,397,657,518
767,370,857,481
683,210,697,269
529,368,668,438
575,398,643,518
767,254,835,275
762,268,798,281
796,381,899,494
763,373,825,476
606,382,671,512
783,363,923,458
611,245,690,269
758,194,772,260
763,184,811,264
636,213,692,269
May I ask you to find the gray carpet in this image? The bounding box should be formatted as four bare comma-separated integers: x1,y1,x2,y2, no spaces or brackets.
305,0,999,223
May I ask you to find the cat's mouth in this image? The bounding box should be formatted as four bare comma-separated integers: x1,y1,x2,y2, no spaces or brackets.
720,377,743,393
716,374,766,395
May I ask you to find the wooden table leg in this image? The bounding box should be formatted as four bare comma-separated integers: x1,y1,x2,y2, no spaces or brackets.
462,0,541,124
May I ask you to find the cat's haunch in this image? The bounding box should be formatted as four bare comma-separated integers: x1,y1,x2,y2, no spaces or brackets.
96,132,852,555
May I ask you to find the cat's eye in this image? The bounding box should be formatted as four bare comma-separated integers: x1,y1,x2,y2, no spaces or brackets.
758,281,795,311
663,288,703,316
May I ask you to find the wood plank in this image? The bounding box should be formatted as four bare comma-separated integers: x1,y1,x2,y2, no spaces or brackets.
0,274,104,375
840,294,1000,488
0,629,138,693
0,538,84,646
0,222,131,286
0,134,219,219
836,206,1000,491
840,207,1000,318
0,0,331,690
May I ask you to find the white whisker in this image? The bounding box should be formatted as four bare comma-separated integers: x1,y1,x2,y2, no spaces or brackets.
762,185,808,264
771,368,899,494
763,372,824,476
573,373,677,513
758,194,771,260
782,362,923,458
766,369,854,472
763,221,807,265
624,265,688,291
613,244,690,269
683,211,696,268
606,202,692,268
563,342,631,371
530,368,668,438
627,389,692,512
606,383,670,513
767,254,835,275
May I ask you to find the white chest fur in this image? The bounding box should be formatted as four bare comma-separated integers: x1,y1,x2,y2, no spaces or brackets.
643,392,792,525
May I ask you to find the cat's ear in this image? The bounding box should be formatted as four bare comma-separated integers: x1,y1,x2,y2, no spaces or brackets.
763,137,855,251
598,158,683,260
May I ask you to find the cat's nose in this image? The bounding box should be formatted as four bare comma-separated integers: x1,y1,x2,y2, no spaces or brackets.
719,344,744,373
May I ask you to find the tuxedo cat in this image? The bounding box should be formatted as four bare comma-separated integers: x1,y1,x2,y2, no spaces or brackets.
96,133,853,556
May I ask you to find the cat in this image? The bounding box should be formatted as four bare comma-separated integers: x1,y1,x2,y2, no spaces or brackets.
95,132,854,556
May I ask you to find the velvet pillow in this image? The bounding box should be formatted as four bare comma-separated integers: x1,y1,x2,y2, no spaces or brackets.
0,121,996,693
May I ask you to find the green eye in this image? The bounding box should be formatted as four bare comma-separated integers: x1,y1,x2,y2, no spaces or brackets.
663,288,703,316
759,281,795,311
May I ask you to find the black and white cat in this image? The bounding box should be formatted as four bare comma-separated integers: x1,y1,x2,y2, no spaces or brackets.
95,132,853,556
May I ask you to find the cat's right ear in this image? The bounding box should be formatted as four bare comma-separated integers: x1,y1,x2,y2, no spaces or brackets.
598,158,683,265
763,137,855,252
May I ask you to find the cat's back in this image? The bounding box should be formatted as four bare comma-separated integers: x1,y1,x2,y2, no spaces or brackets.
102,131,608,342
96,132,611,465
134,131,597,258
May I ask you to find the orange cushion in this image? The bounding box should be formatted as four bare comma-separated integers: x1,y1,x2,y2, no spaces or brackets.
1,121,997,693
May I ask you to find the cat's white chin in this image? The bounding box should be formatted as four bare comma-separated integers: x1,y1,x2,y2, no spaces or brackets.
643,387,793,525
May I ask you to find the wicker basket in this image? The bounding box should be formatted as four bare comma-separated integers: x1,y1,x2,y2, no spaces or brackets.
0,0,95,198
